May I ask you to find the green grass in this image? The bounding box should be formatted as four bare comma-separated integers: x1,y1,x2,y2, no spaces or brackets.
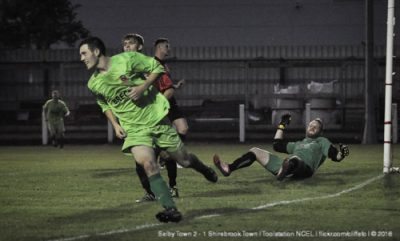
0,143,399,241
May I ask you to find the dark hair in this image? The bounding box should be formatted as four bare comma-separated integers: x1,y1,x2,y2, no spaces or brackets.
122,33,144,46
79,37,106,56
154,37,169,47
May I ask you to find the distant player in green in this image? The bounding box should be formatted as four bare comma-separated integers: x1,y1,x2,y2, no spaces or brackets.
43,90,70,148
214,114,350,181
79,37,217,223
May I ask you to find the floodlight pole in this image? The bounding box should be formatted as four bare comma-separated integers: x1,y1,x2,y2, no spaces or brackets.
383,0,396,174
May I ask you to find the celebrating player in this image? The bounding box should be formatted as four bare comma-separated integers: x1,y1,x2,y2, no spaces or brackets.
214,114,350,180
79,36,217,223
43,90,70,148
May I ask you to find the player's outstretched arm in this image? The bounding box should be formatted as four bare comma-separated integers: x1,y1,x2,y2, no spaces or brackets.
274,113,291,140
273,114,291,153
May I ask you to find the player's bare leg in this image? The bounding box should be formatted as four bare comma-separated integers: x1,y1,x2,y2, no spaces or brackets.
173,118,188,137
163,118,188,170
214,147,272,176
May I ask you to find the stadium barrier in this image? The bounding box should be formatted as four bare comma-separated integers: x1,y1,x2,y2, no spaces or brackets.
38,102,397,144
105,104,247,143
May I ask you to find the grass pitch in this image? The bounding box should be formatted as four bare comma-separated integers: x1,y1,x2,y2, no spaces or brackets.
0,143,399,241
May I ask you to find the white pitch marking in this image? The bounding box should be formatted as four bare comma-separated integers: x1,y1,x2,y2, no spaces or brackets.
252,174,384,210
47,174,383,241
196,214,221,219
47,223,162,241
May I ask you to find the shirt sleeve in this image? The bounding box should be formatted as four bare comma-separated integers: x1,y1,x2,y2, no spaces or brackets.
286,141,296,154
273,139,289,153
43,100,50,110
87,84,111,113
60,100,70,114
96,98,111,113
129,52,165,75
319,137,333,157
154,73,174,93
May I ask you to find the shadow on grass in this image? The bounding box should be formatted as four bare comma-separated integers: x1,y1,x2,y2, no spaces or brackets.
182,206,278,224
26,202,155,241
217,168,364,188
383,174,400,188
284,168,362,187
317,168,361,177
91,168,134,178
47,202,154,227
189,185,262,198
184,207,250,220
227,176,273,185
61,207,277,241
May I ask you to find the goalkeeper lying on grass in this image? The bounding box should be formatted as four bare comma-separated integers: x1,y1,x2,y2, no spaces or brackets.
214,114,350,181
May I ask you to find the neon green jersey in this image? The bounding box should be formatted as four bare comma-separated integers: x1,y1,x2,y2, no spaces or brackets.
87,51,169,131
286,136,332,171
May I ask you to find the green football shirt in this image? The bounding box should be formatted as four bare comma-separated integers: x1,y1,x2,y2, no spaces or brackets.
286,136,332,171
87,51,168,131
43,99,69,124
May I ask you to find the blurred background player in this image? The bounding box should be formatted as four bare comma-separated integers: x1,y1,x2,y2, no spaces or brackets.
42,90,70,148
79,37,217,222
122,34,187,202
214,114,350,181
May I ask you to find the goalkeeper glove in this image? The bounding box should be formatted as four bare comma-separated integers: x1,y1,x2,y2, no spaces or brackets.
278,113,291,130
339,143,349,157
335,143,349,161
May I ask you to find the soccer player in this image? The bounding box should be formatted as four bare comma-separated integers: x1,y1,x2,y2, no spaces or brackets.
122,33,144,53
122,34,188,202
43,90,70,148
214,114,350,181
153,38,189,142
79,36,217,223
121,33,159,202
152,37,189,195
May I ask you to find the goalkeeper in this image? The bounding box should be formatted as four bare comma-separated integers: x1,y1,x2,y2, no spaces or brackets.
214,114,350,181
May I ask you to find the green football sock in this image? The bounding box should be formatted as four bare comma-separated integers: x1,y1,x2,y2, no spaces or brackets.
148,173,176,209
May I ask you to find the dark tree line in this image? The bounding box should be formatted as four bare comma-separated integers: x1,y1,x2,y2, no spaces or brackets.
0,0,89,49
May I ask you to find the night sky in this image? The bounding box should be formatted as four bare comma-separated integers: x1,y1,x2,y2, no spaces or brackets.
69,0,398,49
